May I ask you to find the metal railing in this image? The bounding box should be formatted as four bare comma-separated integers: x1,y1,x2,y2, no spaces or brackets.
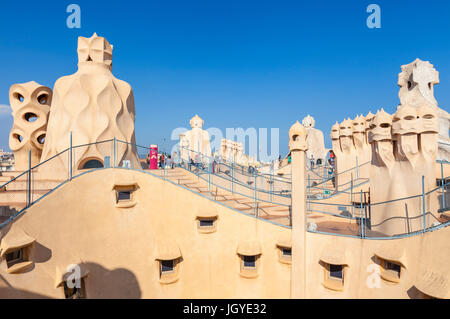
0,138,293,230
1,137,448,240
177,146,292,197
306,160,450,239
306,159,370,201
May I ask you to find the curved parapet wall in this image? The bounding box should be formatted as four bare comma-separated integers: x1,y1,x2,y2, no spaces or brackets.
40,33,140,177
301,226,450,298
0,167,448,298
8,81,52,171
0,169,290,298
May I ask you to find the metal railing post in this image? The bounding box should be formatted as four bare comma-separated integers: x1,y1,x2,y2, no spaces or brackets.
350,174,354,218
70,132,73,181
323,164,326,196
422,175,426,233
113,137,116,168
441,161,445,210
307,175,310,212
188,149,191,172
208,160,211,200
254,172,257,217
360,190,364,238
270,165,273,203
231,161,234,194
306,174,310,229
196,152,198,175
27,150,31,207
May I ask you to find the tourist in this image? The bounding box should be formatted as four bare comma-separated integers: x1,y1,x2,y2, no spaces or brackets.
329,150,335,165
166,155,173,169
161,154,165,169
328,152,336,187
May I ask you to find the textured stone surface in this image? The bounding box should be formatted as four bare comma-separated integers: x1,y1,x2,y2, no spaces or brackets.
302,115,327,164
179,115,211,164
40,33,140,175
330,114,371,192
398,58,449,161
8,81,52,171
219,138,257,166
369,106,439,235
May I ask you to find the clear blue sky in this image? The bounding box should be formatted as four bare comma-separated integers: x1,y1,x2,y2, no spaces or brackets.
0,0,449,157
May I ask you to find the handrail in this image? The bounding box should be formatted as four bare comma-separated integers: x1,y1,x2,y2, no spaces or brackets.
71,138,114,150
178,145,292,186
192,168,290,207
0,169,29,190
177,158,291,207
2,137,449,240
309,160,370,189
0,139,293,230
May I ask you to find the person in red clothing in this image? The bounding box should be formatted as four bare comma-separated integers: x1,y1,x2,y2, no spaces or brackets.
329,150,335,160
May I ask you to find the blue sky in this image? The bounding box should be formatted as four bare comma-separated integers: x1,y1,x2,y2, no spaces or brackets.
0,0,449,157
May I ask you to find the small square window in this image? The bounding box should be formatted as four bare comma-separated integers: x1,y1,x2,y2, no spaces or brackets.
199,219,214,227
160,260,174,275
6,249,24,268
239,254,259,278
282,248,291,256
113,185,138,208
329,264,343,280
385,261,401,276
277,246,292,264
379,258,402,283
243,256,256,268
117,191,131,201
196,217,218,233
322,262,345,291
63,278,86,299
158,258,181,284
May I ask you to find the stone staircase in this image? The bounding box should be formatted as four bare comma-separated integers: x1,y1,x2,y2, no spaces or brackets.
151,167,342,227
152,167,293,226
